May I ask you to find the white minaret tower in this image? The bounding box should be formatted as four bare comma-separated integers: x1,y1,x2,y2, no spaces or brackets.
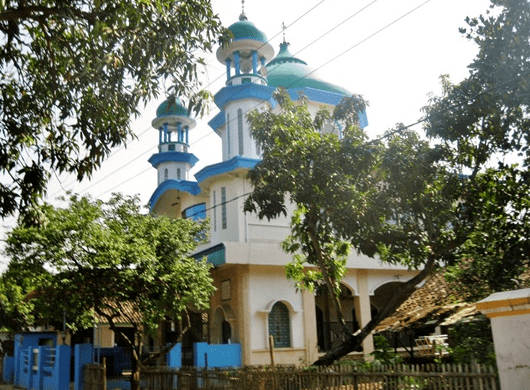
149,96,198,185
209,5,275,161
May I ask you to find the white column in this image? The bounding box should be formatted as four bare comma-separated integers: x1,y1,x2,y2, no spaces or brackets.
355,269,374,356
478,288,530,390
302,288,318,364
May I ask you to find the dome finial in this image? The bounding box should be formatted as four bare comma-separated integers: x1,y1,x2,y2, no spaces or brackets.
282,21,287,44
239,0,247,21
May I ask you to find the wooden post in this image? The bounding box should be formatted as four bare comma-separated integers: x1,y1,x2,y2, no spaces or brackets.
102,357,107,390
269,335,275,366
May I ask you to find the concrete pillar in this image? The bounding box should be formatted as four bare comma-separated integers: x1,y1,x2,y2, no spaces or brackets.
238,265,252,364
478,289,530,390
302,288,318,364
355,270,374,356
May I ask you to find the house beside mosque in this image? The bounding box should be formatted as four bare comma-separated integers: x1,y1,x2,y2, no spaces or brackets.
147,10,419,365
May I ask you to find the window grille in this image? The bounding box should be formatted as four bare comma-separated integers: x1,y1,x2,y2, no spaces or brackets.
213,191,217,232
269,302,291,348
221,187,227,230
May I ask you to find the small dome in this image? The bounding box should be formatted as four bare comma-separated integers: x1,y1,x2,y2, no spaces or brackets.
267,42,351,96
156,96,188,118
228,14,268,43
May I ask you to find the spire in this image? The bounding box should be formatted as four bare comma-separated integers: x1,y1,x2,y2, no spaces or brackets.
239,0,247,21
282,21,287,44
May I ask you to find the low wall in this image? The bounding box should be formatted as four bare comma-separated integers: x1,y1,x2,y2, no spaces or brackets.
194,342,241,368
2,356,14,382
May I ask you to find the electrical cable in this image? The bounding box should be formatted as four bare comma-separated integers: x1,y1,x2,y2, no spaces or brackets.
51,1,331,198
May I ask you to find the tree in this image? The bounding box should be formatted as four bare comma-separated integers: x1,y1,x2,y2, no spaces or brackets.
245,89,461,365
3,193,214,390
423,0,530,299
245,0,530,365
0,1,228,222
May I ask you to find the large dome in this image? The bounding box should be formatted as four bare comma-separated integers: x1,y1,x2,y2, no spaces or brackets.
156,96,188,118
228,13,268,43
266,42,350,96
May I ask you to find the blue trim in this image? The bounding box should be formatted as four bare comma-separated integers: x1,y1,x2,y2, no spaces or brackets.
195,156,260,184
286,87,346,106
148,151,199,168
208,112,226,134
149,180,201,210
193,243,226,267
182,203,206,221
214,84,276,111
285,87,368,129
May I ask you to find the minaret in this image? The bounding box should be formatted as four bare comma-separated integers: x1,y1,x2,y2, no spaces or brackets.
149,96,198,186
215,3,274,87
209,10,275,161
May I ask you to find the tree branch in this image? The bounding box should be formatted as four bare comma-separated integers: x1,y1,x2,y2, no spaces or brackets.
313,256,436,365
0,6,96,23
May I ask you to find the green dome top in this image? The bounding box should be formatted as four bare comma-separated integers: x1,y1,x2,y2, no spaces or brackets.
266,42,351,96
156,96,188,118
228,14,268,43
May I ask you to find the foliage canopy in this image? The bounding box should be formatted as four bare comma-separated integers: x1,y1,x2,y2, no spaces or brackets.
2,193,213,386
245,0,530,364
0,0,228,221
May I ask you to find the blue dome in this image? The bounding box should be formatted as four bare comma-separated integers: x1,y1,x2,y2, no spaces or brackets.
228,14,268,43
156,96,188,118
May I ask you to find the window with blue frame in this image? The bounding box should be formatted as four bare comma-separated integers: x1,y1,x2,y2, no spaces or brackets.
268,302,291,348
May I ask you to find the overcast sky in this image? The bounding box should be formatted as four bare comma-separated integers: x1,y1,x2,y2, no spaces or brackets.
1,0,493,270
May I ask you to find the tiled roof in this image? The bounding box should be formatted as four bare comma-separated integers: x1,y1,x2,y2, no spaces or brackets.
375,273,478,332
94,300,143,325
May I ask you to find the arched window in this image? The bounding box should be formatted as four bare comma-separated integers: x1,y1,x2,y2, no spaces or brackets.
164,168,168,181
268,302,291,348
177,168,181,180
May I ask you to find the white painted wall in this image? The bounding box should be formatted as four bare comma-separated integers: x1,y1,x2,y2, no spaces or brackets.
247,266,305,351
478,289,530,390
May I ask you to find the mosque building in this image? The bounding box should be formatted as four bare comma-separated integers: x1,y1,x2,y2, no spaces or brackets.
147,9,417,365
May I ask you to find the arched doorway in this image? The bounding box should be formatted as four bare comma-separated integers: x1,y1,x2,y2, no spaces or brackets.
315,283,358,352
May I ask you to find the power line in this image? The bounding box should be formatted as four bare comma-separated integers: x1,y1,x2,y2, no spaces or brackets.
93,0,438,199
50,2,331,199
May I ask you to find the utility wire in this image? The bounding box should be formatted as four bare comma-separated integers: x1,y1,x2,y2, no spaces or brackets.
52,1,330,199
93,1,385,198
80,0,487,199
